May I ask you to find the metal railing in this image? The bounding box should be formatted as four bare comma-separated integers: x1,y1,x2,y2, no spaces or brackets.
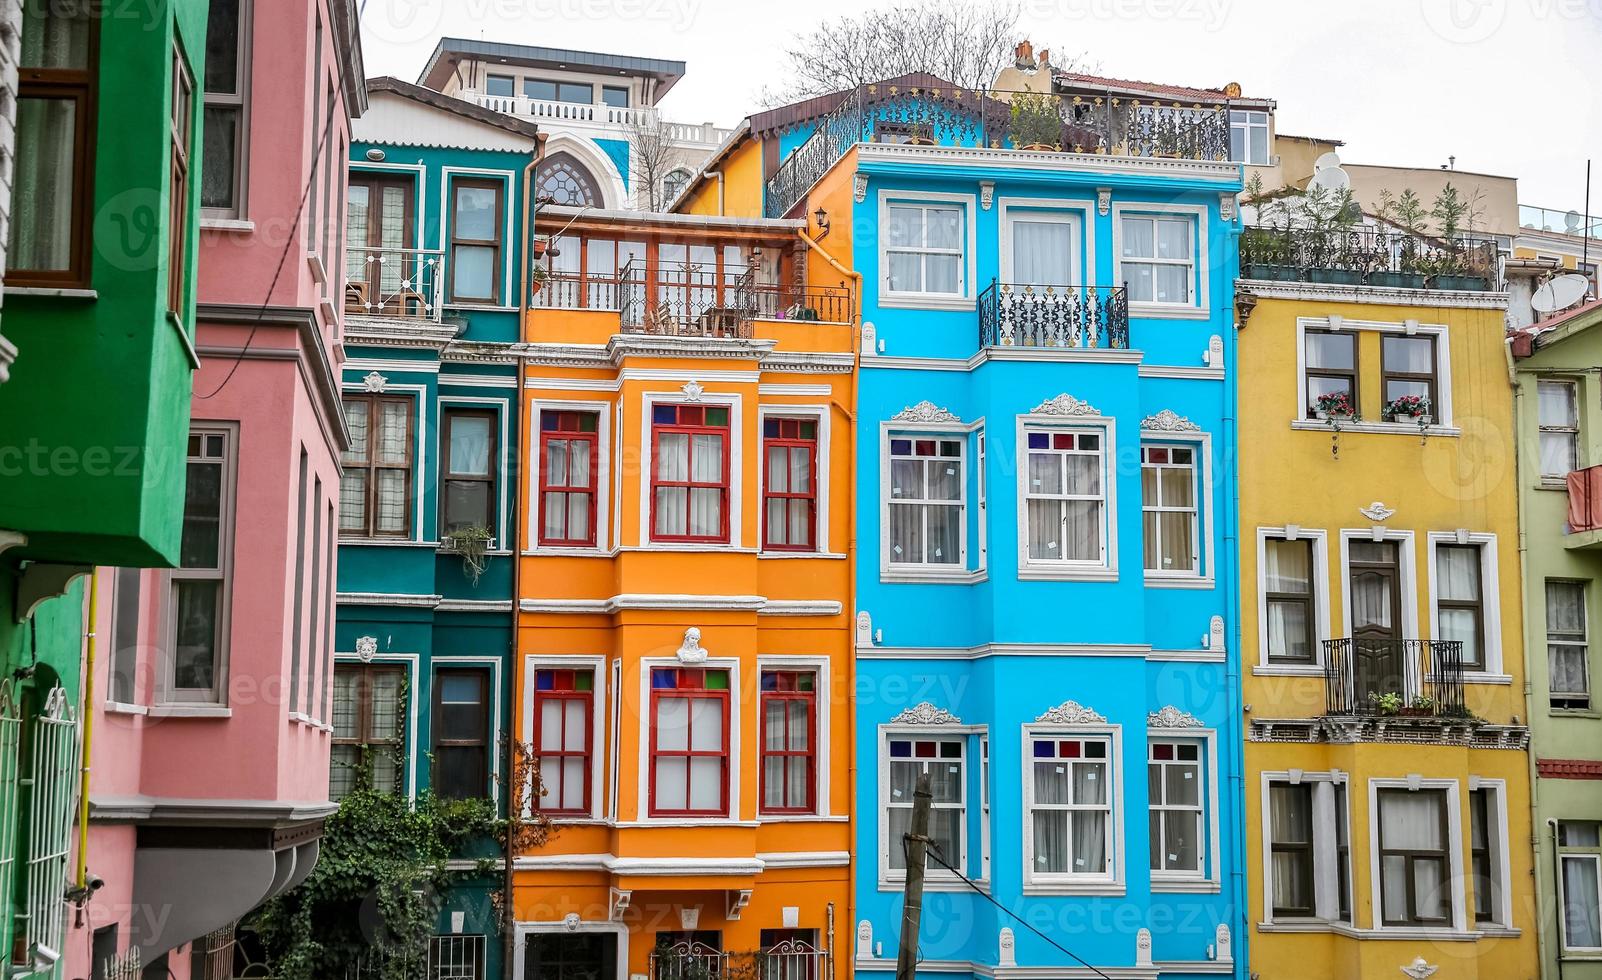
1520,203,1602,241
978,280,1129,350
458,91,734,145
20,686,79,974
1568,464,1602,533
0,681,19,966
1322,638,1467,718
764,83,1232,217
649,940,830,980
1239,226,1503,290
345,246,446,321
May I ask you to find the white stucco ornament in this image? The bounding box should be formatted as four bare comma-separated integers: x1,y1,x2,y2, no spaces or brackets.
1360,501,1396,522
892,401,959,423
890,701,962,725
1401,957,1438,979
676,627,707,664
362,371,388,393
355,636,379,662
1141,409,1200,432
1032,393,1100,417
681,380,705,402
1036,700,1107,725
1148,705,1204,729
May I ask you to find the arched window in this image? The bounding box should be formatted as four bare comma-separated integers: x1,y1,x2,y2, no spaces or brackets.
662,168,692,206
536,152,602,207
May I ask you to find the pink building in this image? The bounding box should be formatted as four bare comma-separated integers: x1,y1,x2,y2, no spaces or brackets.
65,1,366,976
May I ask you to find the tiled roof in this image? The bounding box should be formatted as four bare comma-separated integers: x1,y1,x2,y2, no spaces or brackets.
1053,71,1266,104
1538,758,1602,780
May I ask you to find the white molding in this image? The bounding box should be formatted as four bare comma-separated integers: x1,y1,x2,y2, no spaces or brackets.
877,189,979,308
635,655,741,822
997,197,1095,293
1138,426,1214,583
1259,769,1353,926
1112,202,1210,320
879,418,981,577
638,387,744,548
1338,527,1420,641
857,642,1153,661
756,653,833,818
1366,776,1467,934
1254,527,1332,668
856,142,1242,183
334,651,423,799
1014,413,1118,579
518,594,841,615
875,722,979,888
1239,278,1510,310
520,654,607,820
1020,720,1124,892
1424,530,1505,676
1295,314,1456,427
527,396,613,553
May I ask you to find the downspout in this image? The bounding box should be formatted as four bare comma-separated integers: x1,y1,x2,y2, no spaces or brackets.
1224,223,1247,975
1550,819,1567,980
705,171,725,216
75,569,99,891
797,226,860,973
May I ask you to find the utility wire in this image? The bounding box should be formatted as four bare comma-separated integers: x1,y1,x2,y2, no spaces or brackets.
197,0,369,399
915,841,1116,980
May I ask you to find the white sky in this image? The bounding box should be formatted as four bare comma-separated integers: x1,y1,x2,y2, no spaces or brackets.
360,0,1602,211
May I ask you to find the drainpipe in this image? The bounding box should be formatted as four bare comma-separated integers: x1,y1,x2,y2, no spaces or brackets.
1224,226,1247,974
705,171,725,215
74,569,99,894
797,226,860,972
1550,819,1567,980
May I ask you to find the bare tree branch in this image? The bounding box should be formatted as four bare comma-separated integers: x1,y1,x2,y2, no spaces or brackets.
627,112,682,211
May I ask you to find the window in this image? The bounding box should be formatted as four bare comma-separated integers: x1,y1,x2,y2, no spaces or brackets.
330,664,403,799
536,152,602,208
1469,788,1496,924
110,567,142,704
651,404,729,543
1548,580,1590,709
762,418,818,552
525,79,592,104
1121,215,1193,305
341,395,412,537
11,0,97,286
345,173,417,312
884,202,964,296
1435,543,1484,670
1560,821,1602,951
1268,783,1314,916
538,411,599,547
662,168,691,205
1023,430,1103,565
1142,445,1197,574
442,409,497,536
1380,335,1438,415
449,180,502,302
1539,380,1580,477
1304,329,1357,417
601,85,629,108
1229,110,1269,165
168,429,233,702
168,48,195,313
432,668,490,800
1148,740,1203,876
1264,537,1316,663
1334,782,1352,921
91,925,118,980
429,934,487,980
759,670,816,814
306,15,320,254
288,452,308,714
201,0,249,215
1377,788,1451,926
888,436,963,566
532,668,594,815
485,74,514,97
885,736,964,874
649,667,729,816
1026,735,1112,881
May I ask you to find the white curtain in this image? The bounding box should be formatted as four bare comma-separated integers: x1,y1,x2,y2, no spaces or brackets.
1267,599,1310,661
449,416,491,476
889,502,922,563
1270,786,1312,910
377,402,408,465
1011,219,1072,284
1033,810,1068,873
1548,582,1590,694
1381,793,1446,920
1436,546,1482,664
1544,431,1579,477
925,503,959,564
1265,539,1312,659
1564,858,1602,949
1350,571,1393,632
1063,501,1100,561
1540,382,1578,474
9,98,76,271
655,433,689,536
1072,811,1107,873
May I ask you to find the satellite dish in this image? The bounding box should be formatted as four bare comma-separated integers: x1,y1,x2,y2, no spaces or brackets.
1309,166,1350,194
1313,151,1342,171
1532,273,1591,314
1566,211,1584,233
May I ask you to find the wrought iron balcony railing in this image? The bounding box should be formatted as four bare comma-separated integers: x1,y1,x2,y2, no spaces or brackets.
1568,465,1602,534
1239,226,1503,291
763,83,1232,218
1322,637,1467,718
344,246,445,321
978,280,1129,350
649,940,829,980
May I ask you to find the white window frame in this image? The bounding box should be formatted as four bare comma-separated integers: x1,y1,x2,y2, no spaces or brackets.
1015,412,1117,582
438,166,518,310
528,399,612,556
877,724,979,889
634,655,740,824
1259,770,1353,925
1147,729,1220,891
1018,423,1109,572
1140,439,1209,585
1547,579,1592,709
1229,109,1270,166
1467,777,1512,928
1253,526,1331,674
881,418,981,583
1021,721,1124,895
1538,378,1580,481
877,190,977,311
1559,824,1602,953
520,654,607,822
331,650,422,799
1338,528,1420,640
637,390,743,552
754,654,832,820
1292,317,1457,433
200,0,252,221
339,379,429,543
756,405,832,556
997,199,1094,285
161,424,238,706
1424,532,1506,680
436,396,510,548
1112,203,1208,319
1367,777,1468,934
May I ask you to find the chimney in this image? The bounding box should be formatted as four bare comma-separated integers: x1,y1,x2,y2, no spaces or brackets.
1039,49,1051,69
1014,40,1034,68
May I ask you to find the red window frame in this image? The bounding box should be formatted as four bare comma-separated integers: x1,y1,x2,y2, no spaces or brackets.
761,418,819,552
759,670,817,815
531,668,594,816
648,667,730,817
538,411,599,547
650,404,730,544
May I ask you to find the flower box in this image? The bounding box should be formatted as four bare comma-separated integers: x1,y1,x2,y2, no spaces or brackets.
1432,274,1490,292
1367,271,1427,290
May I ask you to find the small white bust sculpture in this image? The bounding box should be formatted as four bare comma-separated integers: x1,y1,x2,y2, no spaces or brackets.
677,627,707,664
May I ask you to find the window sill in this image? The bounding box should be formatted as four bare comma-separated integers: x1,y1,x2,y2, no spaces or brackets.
340,536,439,548
759,813,850,823
1549,708,1602,719
443,302,517,312
759,550,848,560
307,252,327,285
1022,881,1125,896
5,285,98,300
1129,302,1208,320
1144,573,1214,590
613,818,759,828
879,874,987,893
881,567,986,584
629,543,757,554
1151,878,1220,893
879,294,975,312
1539,478,1571,491
200,217,255,232
104,701,147,716
1462,672,1513,685
1017,564,1118,582
147,704,232,719
1252,664,1325,677
1290,419,1462,437
525,546,613,558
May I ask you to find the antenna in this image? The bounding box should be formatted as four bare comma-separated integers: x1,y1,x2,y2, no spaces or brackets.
1532,273,1590,315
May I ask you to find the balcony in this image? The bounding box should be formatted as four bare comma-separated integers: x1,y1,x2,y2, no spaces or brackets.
649,939,830,980
1322,637,1467,718
1521,203,1602,242
1239,226,1503,291
457,91,734,146
978,280,1129,350
344,246,445,322
764,83,1232,218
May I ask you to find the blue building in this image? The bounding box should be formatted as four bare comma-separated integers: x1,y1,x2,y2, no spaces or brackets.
334,76,538,979
697,69,1250,978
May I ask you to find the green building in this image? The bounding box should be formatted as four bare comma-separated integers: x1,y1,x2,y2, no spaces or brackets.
1513,298,1602,978
1,0,207,972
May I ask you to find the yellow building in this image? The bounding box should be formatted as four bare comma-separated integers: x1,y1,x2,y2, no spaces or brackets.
1237,261,1539,978
510,206,859,980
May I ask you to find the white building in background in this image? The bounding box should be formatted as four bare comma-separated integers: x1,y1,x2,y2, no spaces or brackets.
416,37,734,211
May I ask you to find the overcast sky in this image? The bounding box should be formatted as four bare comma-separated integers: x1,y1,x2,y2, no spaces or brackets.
360,0,1602,212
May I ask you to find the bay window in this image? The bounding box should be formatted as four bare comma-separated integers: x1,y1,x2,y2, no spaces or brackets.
341,395,413,537
1548,580,1590,709
651,404,729,543
1268,782,1314,916
168,428,233,703
759,670,816,814
1026,735,1113,883
885,736,964,874
888,436,963,566
1539,380,1580,477
168,48,195,313
538,410,598,547
1148,740,1203,876
201,0,250,216
1377,788,1451,926
1560,821,1602,951
1023,429,1103,565
1120,215,1194,306
1264,537,1316,663
1142,445,1197,575
649,667,729,816
532,668,594,815
884,202,964,297
762,418,818,552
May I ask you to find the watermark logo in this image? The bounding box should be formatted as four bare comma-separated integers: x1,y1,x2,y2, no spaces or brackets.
1420,0,1509,43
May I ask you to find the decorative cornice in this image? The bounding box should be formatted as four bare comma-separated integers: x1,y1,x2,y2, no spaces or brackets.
856,142,1242,183
1235,279,1510,311
1140,409,1200,432
1036,700,1107,725
888,702,962,726
1032,393,1100,417
1148,705,1204,729
892,401,960,423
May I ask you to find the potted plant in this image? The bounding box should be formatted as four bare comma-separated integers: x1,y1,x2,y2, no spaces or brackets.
1383,394,1432,425
1367,691,1404,716
442,524,494,586
1313,390,1358,421
906,121,936,146
1400,695,1435,717
1368,236,1428,289
1008,92,1063,151
1240,227,1299,281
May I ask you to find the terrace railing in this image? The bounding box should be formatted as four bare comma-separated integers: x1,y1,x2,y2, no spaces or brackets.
458,92,735,145
345,246,446,321
598,259,852,337
1322,637,1467,718
1240,226,1503,291
649,940,830,980
978,280,1129,350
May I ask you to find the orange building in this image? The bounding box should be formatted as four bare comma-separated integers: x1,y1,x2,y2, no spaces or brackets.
511,206,859,980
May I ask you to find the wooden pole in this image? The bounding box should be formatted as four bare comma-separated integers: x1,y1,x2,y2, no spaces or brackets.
895,772,932,980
